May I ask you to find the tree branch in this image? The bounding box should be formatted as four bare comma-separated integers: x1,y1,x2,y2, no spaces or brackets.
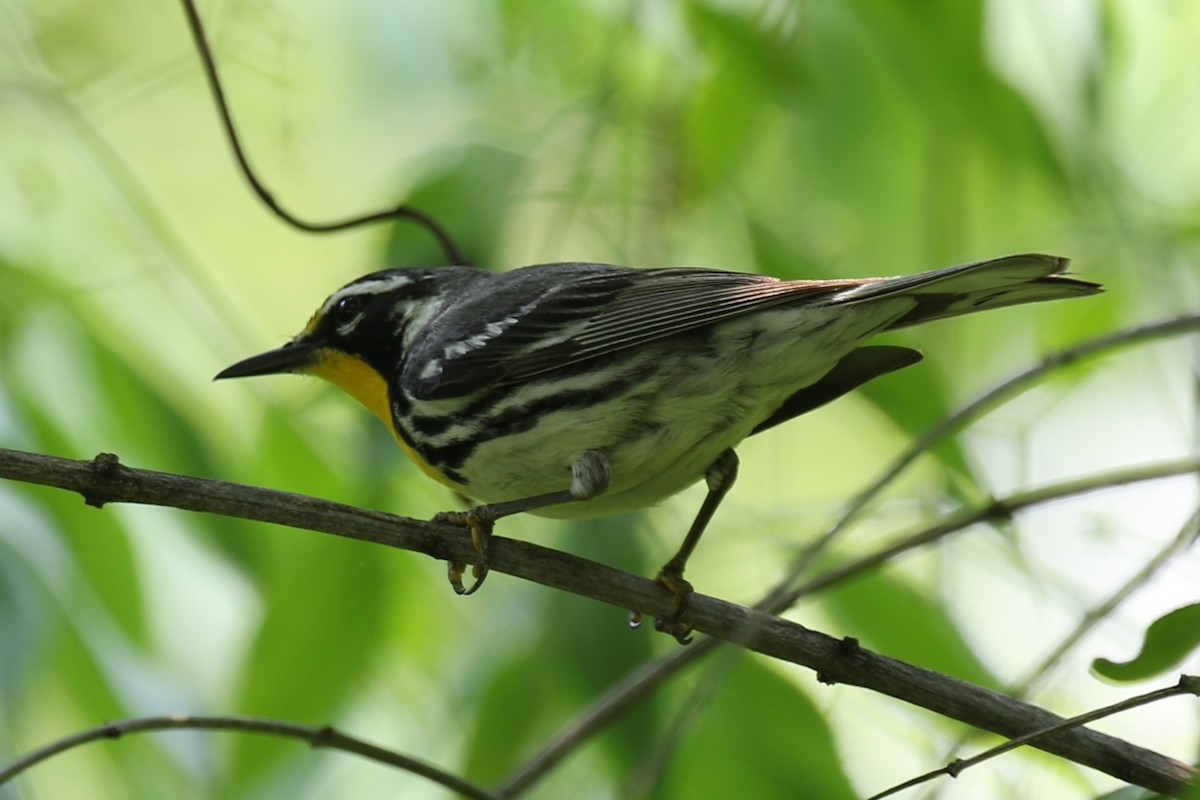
1011,508,1200,696
0,714,501,800
772,310,1200,601
868,675,1200,800
0,447,1195,794
786,459,1200,604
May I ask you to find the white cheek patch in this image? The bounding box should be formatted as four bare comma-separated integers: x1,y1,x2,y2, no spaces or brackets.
336,316,364,336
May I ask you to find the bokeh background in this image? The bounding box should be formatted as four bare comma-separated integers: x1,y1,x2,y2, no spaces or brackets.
1,1,1197,798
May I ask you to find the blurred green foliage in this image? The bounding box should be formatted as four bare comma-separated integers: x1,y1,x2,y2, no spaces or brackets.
1,1,1197,799
1093,604,1200,683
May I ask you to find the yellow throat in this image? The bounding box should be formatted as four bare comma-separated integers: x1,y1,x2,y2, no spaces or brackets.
303,350,459,489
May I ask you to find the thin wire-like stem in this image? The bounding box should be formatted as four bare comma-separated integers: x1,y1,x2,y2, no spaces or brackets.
785,458,1200,604
176,0,467,264
1013,507,1200,696
915,507,1200,800
0,714,501,800
867,675,1200,800
765,310,1200,614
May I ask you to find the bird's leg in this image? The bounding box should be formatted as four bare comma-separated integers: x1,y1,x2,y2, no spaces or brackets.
649,449,739,644
437,450,611,595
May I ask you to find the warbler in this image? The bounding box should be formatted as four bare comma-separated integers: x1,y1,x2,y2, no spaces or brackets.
216,254,1099,640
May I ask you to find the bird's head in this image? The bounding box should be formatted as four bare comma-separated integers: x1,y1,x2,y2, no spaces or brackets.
214,268,450,424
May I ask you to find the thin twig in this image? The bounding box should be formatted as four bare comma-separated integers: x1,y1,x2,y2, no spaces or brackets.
867,675,1200,800
8,446,1191,792
176,0,467,264
1013,507,1200,696
787,459,1200,603
0,714,501,800
498,640,717,795
912,507,1200,800
767,310,1200,613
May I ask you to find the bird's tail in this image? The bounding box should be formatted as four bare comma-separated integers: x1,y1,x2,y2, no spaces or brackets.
830,253,1102,329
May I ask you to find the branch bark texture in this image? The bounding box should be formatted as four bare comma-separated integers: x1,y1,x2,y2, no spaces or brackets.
0,447,1195,795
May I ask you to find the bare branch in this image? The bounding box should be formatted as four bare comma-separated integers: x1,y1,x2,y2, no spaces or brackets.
788,459,1200,603
0,714,501,800
773,310,1200,598
896,508,1200,797
1,446,1195,795
1013,508,1200,696
867,675,1200,800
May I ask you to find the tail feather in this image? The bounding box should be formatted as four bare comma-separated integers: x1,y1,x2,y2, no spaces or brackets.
830,254,1102,329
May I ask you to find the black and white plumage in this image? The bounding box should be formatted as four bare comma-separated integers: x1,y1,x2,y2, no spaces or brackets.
217,253,1100,612
222,253,1098,514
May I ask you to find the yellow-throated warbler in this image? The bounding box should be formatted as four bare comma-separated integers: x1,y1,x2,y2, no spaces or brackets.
217,254,1099,640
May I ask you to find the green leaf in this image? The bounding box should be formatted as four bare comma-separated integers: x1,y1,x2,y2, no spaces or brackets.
460,645,561,785
1092,603,1200,682
461,515,661,787
823,572,1001,691
223,532,389,789
661,656,857,799
222,422,391,788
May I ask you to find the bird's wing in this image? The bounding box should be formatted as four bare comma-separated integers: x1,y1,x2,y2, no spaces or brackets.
403,263,858,399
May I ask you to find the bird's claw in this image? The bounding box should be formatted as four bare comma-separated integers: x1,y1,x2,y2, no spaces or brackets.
446,558,489,596
435,510,494,596
651,565,695,645
654,616,693,645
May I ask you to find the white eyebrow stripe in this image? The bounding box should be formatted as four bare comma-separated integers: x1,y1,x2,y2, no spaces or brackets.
320,275,414,314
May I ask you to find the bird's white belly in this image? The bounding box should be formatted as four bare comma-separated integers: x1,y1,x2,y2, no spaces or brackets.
457,390,755,517
441,301,908,517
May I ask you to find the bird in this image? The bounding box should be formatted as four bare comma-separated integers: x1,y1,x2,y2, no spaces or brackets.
216,253,1100,641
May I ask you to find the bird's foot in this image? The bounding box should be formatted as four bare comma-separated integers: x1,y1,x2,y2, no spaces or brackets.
435,509,494,595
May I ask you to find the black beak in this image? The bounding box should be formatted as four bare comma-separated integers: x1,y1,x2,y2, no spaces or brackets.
214,341,320,380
